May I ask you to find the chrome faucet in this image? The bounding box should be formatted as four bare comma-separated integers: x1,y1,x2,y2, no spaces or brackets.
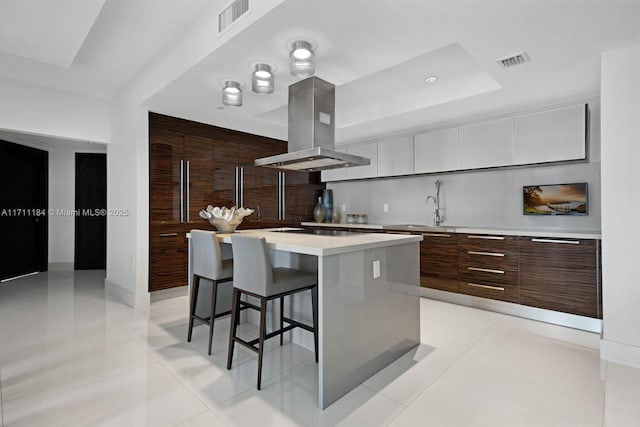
425,180,442,226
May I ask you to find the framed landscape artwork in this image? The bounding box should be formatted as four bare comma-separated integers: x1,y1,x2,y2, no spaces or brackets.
523,183,588,216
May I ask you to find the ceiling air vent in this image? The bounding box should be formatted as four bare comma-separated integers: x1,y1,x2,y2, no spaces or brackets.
218,0,249,33
496,51,531,68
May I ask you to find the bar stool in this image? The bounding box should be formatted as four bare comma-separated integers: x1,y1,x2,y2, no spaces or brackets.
188,229,233,355
226,235,318,390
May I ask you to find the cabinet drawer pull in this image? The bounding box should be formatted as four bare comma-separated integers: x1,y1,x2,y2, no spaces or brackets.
467,235,505,240
468,251,505,257
467,282,505,291
422,233,451,238
159,233,178,237
468,266,504,274
531,238,580,245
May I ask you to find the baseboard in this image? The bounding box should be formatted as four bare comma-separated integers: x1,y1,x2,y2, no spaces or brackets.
601,339,640,368
150,286,188,302
105,278,150,308
48,262,74,271
421,287,602,333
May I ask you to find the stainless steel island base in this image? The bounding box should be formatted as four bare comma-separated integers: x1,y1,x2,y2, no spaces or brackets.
317,243,420,408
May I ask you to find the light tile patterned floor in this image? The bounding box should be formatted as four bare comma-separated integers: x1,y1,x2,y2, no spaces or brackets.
0,270,638,426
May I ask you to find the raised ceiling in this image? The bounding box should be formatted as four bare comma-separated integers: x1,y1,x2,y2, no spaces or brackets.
145,0,640,143
0,0,639,145
0,0,106,67
0,0,212,99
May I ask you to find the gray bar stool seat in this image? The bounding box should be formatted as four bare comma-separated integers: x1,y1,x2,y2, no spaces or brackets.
188,229,234,355
226,234,318,390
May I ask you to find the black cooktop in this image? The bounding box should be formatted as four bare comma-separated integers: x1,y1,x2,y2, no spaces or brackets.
273,228,354,236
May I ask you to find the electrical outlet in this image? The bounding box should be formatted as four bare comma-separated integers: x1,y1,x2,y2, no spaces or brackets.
383,203,389,212
373,260,380,278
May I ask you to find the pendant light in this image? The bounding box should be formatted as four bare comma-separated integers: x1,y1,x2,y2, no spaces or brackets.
289,40,315,78
222,80,242,107
252,63,274,94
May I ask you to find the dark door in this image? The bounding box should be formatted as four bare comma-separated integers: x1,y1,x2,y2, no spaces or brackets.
0,140,48,281
75,153,106,270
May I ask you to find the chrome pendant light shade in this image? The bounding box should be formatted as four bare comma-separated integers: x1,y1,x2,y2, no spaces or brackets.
222,80,242,107
290,40,315,78
252,63,274,94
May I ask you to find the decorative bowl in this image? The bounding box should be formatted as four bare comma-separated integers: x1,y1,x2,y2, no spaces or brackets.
199,206,254,233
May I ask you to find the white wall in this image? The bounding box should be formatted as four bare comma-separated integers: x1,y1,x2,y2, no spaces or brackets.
0,76,110,143
105,95,149,308
600,44,640,368
48,146,75,264
329,99,601,232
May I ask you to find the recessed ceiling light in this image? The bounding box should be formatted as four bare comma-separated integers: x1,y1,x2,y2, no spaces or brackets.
425,76,438,83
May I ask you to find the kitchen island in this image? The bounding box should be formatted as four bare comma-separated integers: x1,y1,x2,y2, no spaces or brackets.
187,228,422,408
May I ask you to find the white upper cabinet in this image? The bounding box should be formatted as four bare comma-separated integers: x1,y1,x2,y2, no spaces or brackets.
414,128,458,174
321,147,349,181
347,142,378,180
458,117,514,170
322,103,589,181
321,142,378,182
377,136,414,177
513,104,586,165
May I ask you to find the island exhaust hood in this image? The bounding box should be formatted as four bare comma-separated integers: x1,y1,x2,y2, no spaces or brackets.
254,76,370,172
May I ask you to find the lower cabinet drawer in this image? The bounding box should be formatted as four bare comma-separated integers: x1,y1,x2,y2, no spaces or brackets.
458,280,519,303
459,266,518,287
149,270,187,291
149,244,186,291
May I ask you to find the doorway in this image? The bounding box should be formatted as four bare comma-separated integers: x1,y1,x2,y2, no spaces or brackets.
0,140,48,282
74,153,106,270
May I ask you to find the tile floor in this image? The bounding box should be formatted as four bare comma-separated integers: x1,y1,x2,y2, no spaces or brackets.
0,270,639,426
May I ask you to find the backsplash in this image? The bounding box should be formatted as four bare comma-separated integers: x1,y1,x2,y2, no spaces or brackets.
327,161,600,231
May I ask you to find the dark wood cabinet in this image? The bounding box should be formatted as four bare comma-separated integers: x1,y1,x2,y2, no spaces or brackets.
211,139,239,209
458,234,519,303
282,170,323,224
519,236,600,318
414,229,601,318
148,112,323,291
149,224,187,290
238,139,283,227
184,134,216,223
149,128,184,223
419,232,459,292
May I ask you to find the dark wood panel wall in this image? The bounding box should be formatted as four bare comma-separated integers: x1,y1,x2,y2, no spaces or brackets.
148,112,324,291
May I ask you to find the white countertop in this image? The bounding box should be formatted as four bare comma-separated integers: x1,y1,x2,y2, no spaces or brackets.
301,222,602,240
191,228,422,256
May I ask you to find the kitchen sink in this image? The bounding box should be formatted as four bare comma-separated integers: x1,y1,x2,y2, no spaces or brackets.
383,224,456,232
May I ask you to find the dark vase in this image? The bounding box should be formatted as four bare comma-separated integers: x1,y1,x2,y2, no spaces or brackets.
321,189,333,223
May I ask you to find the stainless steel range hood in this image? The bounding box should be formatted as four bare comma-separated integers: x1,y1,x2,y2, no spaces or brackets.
254,76,370,172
